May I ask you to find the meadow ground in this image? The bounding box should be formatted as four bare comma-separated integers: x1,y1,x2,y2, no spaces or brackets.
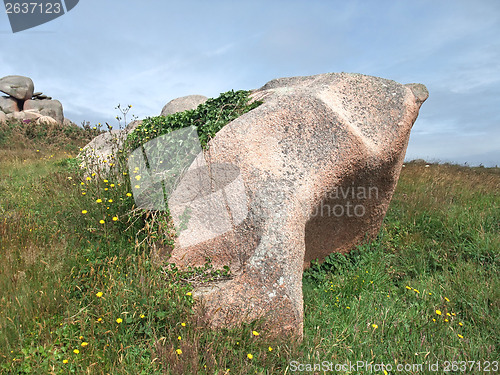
0,122,498,374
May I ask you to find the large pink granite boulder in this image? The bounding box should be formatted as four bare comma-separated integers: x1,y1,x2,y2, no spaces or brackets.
166,73,428,337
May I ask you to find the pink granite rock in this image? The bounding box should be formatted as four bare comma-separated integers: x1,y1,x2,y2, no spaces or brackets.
166,73,428,337
0,96,20,114
23,99,64,124
160,95,208,116
6,110,43,123
0,75,34,101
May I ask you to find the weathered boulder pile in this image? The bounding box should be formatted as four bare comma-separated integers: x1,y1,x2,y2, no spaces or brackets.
0,75,64,125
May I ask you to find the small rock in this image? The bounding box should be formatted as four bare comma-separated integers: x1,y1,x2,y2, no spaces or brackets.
79,120,143,173
125,119,142,133
160,95,208,116
6,110,42,122
78,130,128,174
0,110,6,123
36,116,59,126
63,118,77,127
0,96,20,114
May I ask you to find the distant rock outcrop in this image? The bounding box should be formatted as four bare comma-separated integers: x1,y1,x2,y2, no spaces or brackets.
0,75,65,124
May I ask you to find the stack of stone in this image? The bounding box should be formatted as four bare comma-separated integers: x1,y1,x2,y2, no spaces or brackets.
32,92,53,100
0,75,64,125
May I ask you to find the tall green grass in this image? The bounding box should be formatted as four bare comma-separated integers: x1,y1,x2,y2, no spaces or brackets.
0,124,498,373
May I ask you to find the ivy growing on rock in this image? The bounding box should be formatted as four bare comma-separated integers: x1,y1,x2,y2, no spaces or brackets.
125,90,262,151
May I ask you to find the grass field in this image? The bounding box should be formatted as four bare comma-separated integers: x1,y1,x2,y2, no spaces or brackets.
0,123,498,374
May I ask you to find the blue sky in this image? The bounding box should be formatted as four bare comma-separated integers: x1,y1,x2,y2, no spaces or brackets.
1,0,499,166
